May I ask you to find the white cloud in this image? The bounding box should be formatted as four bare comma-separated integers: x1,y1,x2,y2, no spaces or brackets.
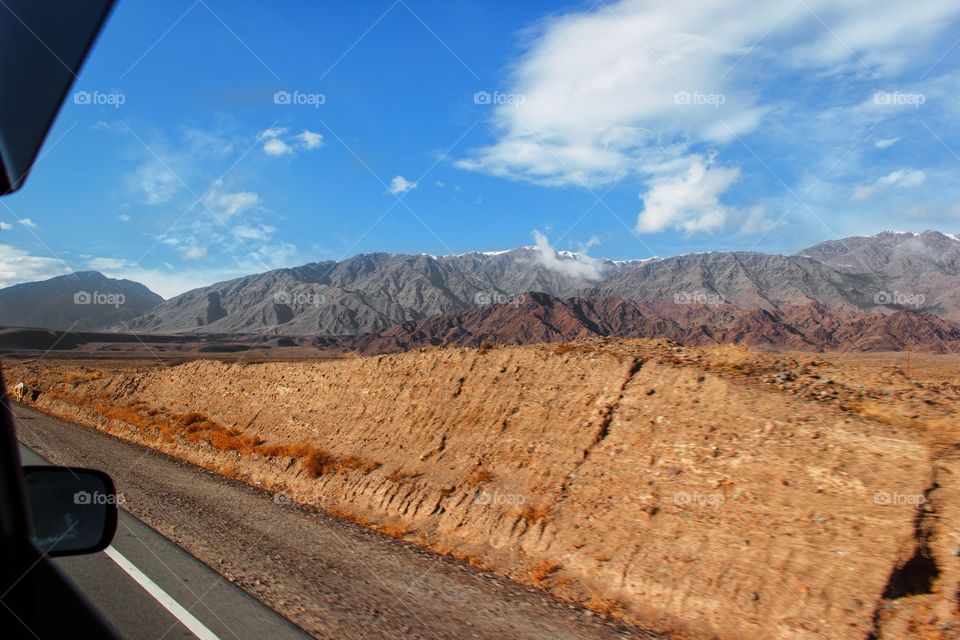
457,0,960,233
295,130,324,150
201,181,259,219
531,230,608,280
851,169,926,202
86,249,308,299
0,222,12,231
0,244,70,288
184,128,236,156
232,223,276,241
738,206,781,235
637,157,740,233
19,218,38,229
261,127,323,156
182,246,207,260
82,261,233,300
259,127,289,140
874,136,902,149
578,235,601,253
388,175,417,195
129,162,179,205
263,138,292,156
117,214,131,222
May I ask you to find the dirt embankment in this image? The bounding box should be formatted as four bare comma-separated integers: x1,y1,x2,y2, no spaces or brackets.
8,340,960,639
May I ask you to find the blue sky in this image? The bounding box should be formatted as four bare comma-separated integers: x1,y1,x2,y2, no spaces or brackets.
1,0,959,297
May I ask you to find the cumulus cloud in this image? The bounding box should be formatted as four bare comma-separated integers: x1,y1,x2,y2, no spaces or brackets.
182,246,207,260
531,230,608,281
202,181,259,219
577,235,601,253
0,221,12,231
259,127,289,140
232,223,276,241
263,138,292,156
19,218,38,229
260,127,323,156
456,0,960,233
295,130,324,150
851,169,926,202
0,244,70,287
637,157,741,233
129,162,180,205
388,175,417,195
117,214,131,222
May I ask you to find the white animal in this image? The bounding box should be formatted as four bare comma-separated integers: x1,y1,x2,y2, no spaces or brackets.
12,382,27,403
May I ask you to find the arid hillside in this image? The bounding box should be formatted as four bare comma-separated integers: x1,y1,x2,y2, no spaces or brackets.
7,341,960,640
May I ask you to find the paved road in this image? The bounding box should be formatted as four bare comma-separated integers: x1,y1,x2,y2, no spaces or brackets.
13,404,657,640
19,443,310,640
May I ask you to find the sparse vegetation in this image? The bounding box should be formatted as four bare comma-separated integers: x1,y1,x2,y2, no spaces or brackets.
64,370,103,384
520,504,551,525
303,450,338,477
387,469,421,483
466,468,493,485
529,559,561,586
378,522,408,538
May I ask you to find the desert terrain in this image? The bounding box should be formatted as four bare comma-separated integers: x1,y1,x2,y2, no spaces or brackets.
6,339,960,639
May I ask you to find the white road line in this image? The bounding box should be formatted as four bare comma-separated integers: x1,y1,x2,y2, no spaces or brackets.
103,545,221,640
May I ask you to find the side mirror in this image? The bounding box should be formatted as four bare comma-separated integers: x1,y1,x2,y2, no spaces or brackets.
23,466,118,557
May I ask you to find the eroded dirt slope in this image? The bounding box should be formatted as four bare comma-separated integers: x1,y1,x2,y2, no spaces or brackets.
8,340,960,639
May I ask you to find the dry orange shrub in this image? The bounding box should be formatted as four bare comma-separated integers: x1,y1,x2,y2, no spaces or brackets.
378,522,408,538
466,468,493,485
387,469,420,483
64,370,102,383
529,559,561,585
520,504,551,524
258,443,313,458
71,396,384,480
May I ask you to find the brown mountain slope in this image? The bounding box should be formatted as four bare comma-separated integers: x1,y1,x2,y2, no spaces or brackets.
340,293,960,354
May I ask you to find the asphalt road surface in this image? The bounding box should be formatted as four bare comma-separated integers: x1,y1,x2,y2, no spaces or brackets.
14,404,660,640
19,442,310,640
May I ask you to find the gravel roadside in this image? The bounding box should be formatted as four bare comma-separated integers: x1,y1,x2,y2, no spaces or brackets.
13,404,661,640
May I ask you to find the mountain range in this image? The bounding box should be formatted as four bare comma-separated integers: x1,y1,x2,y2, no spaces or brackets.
329,293,960,354
1,230,958,352
0,271,163,331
